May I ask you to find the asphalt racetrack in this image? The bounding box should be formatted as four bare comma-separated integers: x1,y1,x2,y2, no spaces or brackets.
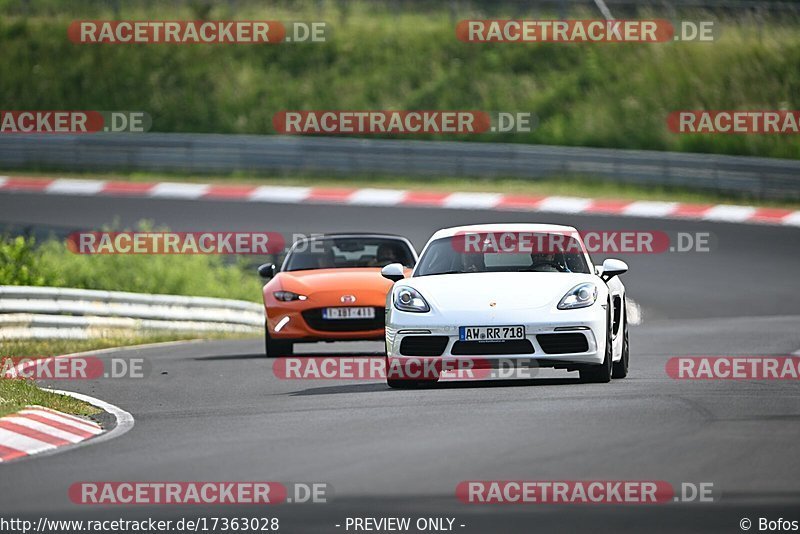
1,189,799,533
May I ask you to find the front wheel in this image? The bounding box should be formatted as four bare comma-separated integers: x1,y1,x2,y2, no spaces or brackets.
265,322,293,358
385,356,439,389
579,303,613,383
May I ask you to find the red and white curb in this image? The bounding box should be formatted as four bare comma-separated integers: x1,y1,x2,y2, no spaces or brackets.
1,347,139,463
0,405,102,462
1,175,798,227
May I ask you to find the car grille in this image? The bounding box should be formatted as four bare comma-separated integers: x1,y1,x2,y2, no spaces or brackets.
399,336,449,357
536,333,589,354
301,308,384,332
451,339,535,355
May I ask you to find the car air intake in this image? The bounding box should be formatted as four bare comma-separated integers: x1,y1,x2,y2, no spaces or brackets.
536,333,589,354
451,339,534,355
399,336,449,356
302,308,384,332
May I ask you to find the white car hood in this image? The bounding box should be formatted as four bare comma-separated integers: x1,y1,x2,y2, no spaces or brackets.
405,272,597,312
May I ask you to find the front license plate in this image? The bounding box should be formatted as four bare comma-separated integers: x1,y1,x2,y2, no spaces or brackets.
323,307,375,320
459,325,525,341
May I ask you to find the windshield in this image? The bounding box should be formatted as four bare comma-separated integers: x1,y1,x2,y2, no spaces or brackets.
415,234,591,276
283,236,415,272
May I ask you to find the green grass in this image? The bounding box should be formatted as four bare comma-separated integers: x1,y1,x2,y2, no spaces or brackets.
0,2,798,159
0,379,101,418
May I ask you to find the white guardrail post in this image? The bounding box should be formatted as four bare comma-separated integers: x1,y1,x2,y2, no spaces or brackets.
0,286,263,340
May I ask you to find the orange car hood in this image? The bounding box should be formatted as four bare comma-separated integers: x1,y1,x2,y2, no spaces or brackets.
276,268,400,295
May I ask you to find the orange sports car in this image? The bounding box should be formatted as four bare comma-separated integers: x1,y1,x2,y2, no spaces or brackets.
257,233,417,356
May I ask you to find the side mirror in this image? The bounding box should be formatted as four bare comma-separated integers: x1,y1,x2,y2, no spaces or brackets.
381,263,405,282
257,263,276,279
600,258,628,282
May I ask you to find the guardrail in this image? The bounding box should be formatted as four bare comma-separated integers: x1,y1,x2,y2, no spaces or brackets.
0,286,263,340
1,133,798,200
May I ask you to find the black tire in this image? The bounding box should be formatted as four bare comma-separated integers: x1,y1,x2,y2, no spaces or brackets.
579,302,613,383
612,313,629,379
385,356,439,389
387,378,438,389
264,322,293,358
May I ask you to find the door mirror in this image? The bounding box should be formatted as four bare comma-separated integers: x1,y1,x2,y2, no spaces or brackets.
600,258,628,282
381,263,405,282
257,263,277,279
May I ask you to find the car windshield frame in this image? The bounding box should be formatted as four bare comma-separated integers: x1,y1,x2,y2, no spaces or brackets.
413,234,593,276
282,236,416,272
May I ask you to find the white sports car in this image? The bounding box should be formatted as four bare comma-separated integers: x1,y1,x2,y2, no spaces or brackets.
381,223,629,388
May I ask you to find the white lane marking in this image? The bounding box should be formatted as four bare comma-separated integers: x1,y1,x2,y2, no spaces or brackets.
348,188,407,206
702,205,757,222
443,192,503,209
0,428,56,454
3,416,85,443
623,201,678,218
46,179,106,195
149,182,209,199
626,298,643,326
43,388,134,449
18,409,102,434
782,212,800,227
249,185,311,203
537,196,593,213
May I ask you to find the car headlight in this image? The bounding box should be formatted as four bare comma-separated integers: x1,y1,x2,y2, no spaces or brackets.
393,286,430,313
273,290,307,302
557,283,597,310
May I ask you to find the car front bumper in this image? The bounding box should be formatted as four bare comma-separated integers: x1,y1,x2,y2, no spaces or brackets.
385,303,606,367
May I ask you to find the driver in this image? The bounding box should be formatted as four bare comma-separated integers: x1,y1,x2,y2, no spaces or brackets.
461,252,485,273
374,243,400,267
529,251,563,272
317,247,337,268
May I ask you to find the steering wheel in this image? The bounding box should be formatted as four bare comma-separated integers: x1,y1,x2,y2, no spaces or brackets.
529,261,567,273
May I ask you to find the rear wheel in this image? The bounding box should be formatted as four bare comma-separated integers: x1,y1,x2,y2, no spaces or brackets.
612,313,629,379
579,303,613,383
264,322,293,358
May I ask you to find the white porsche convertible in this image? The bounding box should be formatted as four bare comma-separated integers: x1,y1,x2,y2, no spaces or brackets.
381,223,629,388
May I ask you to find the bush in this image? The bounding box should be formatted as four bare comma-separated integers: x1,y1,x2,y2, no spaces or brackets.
0,235,51,286
0,226,264,302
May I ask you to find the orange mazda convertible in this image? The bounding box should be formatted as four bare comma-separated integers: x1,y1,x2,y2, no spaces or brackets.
257,233,418,356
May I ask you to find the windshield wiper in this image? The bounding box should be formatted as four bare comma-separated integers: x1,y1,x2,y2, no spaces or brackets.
419,270,465,276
